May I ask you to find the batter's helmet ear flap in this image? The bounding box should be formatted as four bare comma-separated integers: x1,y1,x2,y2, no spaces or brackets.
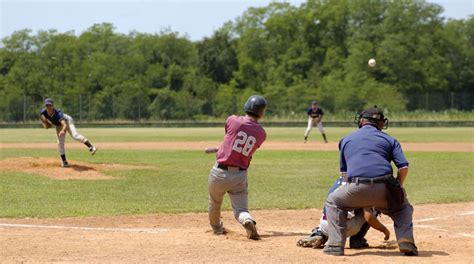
244,95,267,118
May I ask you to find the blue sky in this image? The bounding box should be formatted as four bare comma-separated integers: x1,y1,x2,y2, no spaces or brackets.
1,0,472,41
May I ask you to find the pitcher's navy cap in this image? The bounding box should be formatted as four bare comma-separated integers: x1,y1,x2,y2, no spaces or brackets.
44,98,54,106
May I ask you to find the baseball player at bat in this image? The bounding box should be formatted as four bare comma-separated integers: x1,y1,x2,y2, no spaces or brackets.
297,176,390,249
304,100,328,143
40,98,97,167
207,95,267,240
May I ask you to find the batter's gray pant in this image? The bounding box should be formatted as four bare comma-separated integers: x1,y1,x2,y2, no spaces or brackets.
319,209,366,237
325,181,414,251
208,164,254,231
56,114,88,155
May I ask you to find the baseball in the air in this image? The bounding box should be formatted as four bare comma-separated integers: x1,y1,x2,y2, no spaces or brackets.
368,58,376,67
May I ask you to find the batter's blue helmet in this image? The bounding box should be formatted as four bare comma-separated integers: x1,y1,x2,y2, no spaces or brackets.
244,95,267,118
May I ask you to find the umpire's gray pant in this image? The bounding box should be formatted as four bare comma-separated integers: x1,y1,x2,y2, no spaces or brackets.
208,164,254,231
325,181,415,251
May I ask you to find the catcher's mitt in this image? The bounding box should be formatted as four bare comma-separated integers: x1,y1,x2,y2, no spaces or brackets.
296,229,328,248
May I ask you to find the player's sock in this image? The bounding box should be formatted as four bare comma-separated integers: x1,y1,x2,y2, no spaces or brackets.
322,133,328,143
84,141,93,148
60,154,67,162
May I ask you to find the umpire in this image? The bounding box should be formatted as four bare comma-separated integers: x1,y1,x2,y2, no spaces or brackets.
323,106,417,256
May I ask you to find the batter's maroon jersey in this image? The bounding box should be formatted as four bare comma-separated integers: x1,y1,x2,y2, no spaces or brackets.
216,115,266,170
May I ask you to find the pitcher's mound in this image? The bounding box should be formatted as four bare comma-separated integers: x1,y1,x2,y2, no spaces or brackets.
0,157,155,180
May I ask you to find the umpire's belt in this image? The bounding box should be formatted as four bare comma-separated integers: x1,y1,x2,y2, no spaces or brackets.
349,174,392,184
217,163,246,171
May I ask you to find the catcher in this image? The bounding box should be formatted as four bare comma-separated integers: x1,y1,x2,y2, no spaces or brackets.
297,176,390,249
40,98,97,167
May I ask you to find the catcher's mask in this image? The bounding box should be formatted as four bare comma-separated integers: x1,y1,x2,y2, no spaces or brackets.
244,95,267,118
354,105,389,130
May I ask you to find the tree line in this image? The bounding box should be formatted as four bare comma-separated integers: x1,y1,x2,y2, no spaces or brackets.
1,0,473,121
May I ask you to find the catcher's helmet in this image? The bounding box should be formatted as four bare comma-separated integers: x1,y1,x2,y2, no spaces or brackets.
354,105,389,129
244,95,267,118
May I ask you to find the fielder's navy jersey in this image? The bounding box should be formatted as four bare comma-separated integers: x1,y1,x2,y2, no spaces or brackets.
40,108,65,126
339,124,409,179
307,107,323,118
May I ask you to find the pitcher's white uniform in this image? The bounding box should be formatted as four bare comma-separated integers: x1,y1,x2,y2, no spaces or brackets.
40,98,96,167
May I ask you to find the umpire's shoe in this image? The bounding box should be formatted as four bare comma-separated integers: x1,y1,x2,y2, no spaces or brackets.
243,219,260,240
399,242,418,256
323,245,344,256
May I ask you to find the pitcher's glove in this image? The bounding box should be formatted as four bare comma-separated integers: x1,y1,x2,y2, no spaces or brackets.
296,228,328,248
40,116,52,129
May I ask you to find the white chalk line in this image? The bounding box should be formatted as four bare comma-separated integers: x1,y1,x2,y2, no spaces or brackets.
0,223,168,234
460,211,474,216
415,224,474,238
415,211,473,223
415,217,439,222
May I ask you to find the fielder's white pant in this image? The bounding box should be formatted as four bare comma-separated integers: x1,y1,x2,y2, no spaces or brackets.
55,114,88,155
304,117,325,137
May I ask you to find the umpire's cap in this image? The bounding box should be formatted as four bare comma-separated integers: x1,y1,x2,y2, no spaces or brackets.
244,95,267,118
44,98,54,106
360,105,385,121
355,105,389,129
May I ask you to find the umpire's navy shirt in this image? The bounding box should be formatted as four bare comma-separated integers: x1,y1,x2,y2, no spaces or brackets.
339,124,408,179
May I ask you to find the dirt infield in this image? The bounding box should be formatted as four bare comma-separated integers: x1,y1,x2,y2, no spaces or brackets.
0,157,156,180
1,141,472,262
1,202,473,262
1,141,473,152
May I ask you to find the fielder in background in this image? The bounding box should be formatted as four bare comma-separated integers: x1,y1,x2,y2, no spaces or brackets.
207,95,267,240
323,106,417,256
304,100,328,143
40,98,97,167
297,176,390,249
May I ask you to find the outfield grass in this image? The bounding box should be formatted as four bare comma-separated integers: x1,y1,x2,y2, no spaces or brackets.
0,127,473,143
0,147,472,218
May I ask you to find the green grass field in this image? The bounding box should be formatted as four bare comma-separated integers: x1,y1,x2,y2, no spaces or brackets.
0,127,473,218
1,127,473,143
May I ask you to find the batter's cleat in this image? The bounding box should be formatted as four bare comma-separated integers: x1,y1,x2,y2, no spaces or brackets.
323,245,344,256
89,146,97,155
349,237,369,249
212,222,225,235
61,161,69,168
399,242,418,256
243,219,260,240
